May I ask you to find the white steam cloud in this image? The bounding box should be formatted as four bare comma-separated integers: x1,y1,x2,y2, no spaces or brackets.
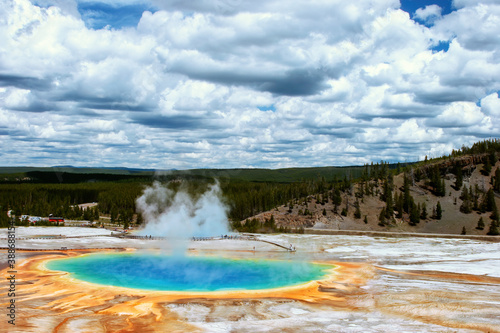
135,181,230,239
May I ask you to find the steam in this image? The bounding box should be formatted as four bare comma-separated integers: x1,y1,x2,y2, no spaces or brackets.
135,181,230,241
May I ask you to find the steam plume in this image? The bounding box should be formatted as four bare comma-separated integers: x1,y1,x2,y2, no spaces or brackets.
135,181,230,240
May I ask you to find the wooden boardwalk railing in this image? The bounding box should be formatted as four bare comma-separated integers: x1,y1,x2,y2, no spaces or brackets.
1,234,295,251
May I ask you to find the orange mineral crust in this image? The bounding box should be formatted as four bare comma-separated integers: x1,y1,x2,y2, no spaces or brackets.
2,248,500,333
1,249,363,332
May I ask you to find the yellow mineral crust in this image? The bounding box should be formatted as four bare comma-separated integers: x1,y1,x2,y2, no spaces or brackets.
1,249,370,332
2,249,500,333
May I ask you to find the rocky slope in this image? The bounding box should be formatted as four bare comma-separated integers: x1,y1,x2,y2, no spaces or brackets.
243,158,500,236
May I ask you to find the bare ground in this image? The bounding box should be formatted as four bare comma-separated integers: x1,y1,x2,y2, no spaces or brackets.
243,161,500,236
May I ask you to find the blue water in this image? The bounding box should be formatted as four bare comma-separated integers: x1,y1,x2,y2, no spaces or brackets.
46,253,332,291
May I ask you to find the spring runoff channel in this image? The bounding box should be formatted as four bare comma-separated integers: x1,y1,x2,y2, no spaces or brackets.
46,253,333,292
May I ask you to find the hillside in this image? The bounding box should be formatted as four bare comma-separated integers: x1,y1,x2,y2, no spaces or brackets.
2,140,499,236
0,165,377,184
240,154,500,236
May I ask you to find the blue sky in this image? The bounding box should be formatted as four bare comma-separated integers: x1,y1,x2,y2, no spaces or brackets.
77,2,155,29
0,0,499,169
76,0,457,29
400,0,454,16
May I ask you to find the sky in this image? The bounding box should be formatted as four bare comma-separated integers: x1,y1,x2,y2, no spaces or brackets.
0,0,499,169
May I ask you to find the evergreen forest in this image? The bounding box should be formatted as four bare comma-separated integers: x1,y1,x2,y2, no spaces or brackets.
1,139,499,235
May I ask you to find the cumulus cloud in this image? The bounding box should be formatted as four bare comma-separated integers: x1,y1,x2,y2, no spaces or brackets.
0,0,498,168
413,5,442,24
452,0,500,9
428,102,485,128
481,92,500,117
433,3,500,51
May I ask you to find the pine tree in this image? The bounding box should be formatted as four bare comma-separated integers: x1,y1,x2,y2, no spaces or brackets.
473,195,479,211
403,174,412,213
481,158,492,176
487,220,499,236
460,199,472,213
436,201,442,220
354,204,361,219
395,192,403,218
111,207,118,223
421,202,427,220
459,185,467,200
491,205,499,222
494,168,500,193
440,179,446,196
489,151,498,165
356,182,365,198
481,189,496,212
232,220,242,231
385,190,393,219
83,208,92,221
378,207,386,226
381,178,389,201
454,166,463,190
410,202,420,225
332,188,342,212
476,217,485,230
0,208,9,228
430,166,440,193
341,207,347,216
460,186,472,214
136,212,144,225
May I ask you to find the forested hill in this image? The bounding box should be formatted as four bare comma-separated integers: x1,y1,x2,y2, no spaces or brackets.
1,139,499,236
238,139,500,236
0,165,377,184
0,162,399,228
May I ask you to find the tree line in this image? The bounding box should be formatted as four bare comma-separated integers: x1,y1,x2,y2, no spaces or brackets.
0,178,340,228
1,139,499,234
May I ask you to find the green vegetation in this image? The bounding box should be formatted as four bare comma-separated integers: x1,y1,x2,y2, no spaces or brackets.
476,217,485,230
1,139,499,235
436,201,442,220
0,165,370,184
0,158,403,229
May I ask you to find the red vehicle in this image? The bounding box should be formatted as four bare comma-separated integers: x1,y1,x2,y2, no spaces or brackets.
49,217,64,223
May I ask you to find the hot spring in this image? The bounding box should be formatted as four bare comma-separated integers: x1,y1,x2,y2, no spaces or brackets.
46,253,333,292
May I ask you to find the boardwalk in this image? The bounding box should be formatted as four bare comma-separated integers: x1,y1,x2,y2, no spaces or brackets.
1,233,296,252
119,234,296,251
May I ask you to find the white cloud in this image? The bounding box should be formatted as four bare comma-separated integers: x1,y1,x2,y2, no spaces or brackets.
83,119,118,131
452,0,500,9
2,88,32,109
413,5,442,24
30,0,80,17
93,130,130,145
428,102,485,128
394,119,443,143
481,92,500,117
0,0,498,168
433,3,500,52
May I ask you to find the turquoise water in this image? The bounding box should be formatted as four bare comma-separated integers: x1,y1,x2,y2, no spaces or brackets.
46,253,332,291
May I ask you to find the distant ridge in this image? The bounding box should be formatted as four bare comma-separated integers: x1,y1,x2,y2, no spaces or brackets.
0,164,407,183
52,166,159,172
0,163,418,183
0,166,159,175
